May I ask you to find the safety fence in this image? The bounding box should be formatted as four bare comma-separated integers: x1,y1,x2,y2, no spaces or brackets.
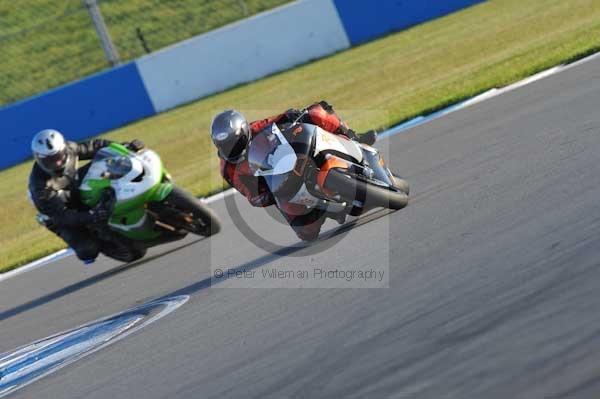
0,0,291,106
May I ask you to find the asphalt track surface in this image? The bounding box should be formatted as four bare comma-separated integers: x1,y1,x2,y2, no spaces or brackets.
3,57,600,399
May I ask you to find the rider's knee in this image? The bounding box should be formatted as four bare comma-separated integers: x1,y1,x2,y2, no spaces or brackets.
293,224,321,242
73,240,99,262
290,211,326,242
101,240,147,263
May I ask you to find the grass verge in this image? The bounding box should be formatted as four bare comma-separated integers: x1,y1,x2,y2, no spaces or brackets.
1,0,600,272
0,0,291,105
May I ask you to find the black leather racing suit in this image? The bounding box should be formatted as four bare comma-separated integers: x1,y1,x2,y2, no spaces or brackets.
28,139,142,262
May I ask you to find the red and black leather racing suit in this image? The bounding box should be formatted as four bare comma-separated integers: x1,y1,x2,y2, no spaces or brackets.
220,101,354,241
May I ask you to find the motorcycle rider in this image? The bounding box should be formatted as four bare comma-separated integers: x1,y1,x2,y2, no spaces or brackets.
28,129,146,263
211,101,377,241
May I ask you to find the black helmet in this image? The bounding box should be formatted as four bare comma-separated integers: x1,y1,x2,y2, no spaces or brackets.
211,110,250,164
31,129,71,175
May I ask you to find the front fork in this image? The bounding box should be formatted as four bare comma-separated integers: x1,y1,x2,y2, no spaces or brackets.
359,147,396,186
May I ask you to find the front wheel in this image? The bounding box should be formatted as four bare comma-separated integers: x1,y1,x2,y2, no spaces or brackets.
391,174,410,195
324,169,409,211
158,187,222,237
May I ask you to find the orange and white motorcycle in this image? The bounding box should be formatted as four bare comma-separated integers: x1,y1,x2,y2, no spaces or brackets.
248,116,409,220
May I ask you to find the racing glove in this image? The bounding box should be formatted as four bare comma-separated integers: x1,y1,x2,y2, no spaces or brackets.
318,100,335,114
89,207,110,225
89,190,114,225
125,139,145,152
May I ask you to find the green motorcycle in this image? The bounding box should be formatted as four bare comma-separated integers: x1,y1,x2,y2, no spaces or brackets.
78,143,221,262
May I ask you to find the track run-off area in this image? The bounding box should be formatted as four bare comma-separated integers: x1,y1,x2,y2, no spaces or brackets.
2,54,600,398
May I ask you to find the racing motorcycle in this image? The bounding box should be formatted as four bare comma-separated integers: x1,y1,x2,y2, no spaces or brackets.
76,143,221,261
248,117,409,223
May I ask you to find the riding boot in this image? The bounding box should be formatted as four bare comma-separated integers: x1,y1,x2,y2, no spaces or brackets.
342,127,377,146
356,130,377,146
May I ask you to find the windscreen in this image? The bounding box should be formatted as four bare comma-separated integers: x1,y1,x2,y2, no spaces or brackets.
93,149,133,180
248,125,297,177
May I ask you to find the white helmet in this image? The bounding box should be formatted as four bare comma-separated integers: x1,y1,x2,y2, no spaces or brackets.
31,129,69,175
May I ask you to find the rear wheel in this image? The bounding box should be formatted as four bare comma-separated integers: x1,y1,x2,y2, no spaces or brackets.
157,187,221,237
324,169,409,211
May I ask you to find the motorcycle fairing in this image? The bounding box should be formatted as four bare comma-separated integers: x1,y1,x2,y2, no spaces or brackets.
314,128,363,164
79,144,171,240
286,182,320,208
252,124,297,177
249,124,306,200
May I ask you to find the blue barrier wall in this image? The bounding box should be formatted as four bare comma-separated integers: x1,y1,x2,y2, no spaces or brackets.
333,0,485,45
0,62,154,170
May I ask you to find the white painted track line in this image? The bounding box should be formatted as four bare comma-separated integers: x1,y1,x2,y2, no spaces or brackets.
0,249,73,283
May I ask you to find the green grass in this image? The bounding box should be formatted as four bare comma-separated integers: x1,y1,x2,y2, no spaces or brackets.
0,0,291,105
2,0,600,272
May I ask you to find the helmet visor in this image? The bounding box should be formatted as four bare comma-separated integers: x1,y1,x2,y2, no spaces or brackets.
37,149,67,174
218,133,248,163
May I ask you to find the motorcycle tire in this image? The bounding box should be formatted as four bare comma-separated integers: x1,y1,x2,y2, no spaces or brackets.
162,186,222,236
324,169,409,211
391,174,410,195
